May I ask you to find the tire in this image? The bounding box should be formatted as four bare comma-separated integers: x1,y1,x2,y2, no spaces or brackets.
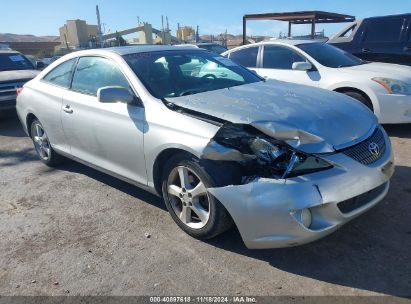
30,119,63,167
161,154,233,239
343,91,373,111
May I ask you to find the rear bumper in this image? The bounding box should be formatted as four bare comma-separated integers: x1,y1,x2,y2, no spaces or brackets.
208,129,394,249
377,93,411,124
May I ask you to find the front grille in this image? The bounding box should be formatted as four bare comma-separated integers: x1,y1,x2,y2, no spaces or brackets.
341,127,386,165
337,182,387,214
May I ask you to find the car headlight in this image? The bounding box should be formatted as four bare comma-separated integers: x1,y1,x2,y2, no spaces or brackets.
213,124,333,178
372,77,411,95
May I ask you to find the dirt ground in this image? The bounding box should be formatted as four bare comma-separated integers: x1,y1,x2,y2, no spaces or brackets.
0,114,410,299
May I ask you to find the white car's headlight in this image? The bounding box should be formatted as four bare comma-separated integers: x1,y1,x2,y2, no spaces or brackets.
372,77,411,95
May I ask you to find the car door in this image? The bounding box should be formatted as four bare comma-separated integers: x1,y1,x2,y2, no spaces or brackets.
360,16,408,64
61,56,147,185
256,45,320,87
227,46,259,73
37,58,78,154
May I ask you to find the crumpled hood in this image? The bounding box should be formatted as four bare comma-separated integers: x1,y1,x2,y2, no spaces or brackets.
167,80,377,153
0,70,39,83
340,62,411,83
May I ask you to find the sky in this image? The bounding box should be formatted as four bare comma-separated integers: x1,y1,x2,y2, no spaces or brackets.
1,0,410,38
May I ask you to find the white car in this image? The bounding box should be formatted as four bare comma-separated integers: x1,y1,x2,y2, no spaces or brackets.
223,40,411,124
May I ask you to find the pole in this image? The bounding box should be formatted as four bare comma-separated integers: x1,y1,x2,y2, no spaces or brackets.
311,18,316,39
288,21,292,37
242,16,247,45
96,5,103,47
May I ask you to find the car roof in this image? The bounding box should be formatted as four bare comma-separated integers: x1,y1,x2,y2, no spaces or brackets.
101,45,203,55
262,39,322,46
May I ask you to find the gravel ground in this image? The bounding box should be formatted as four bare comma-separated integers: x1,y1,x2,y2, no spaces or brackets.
0,114,410,299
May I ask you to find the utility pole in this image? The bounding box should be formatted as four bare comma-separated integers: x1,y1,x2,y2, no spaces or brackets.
196,25,199,43
96,5,103,47
161,15,165,44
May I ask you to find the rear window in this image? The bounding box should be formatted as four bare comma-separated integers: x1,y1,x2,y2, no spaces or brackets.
0,53,34,71
365,18,405,42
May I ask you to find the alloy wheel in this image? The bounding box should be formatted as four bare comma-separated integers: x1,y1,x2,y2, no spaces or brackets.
32,123,51,161
166,166,210,229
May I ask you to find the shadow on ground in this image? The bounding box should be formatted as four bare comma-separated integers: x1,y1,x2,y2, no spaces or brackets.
384,123,411,139
0,113,26,138
58,159,166,211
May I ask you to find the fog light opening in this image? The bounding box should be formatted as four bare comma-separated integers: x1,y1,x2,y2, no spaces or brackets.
296,208,312,229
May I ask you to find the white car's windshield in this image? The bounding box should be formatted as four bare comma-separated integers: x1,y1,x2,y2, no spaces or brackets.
297,43,366,68
123,50,262,98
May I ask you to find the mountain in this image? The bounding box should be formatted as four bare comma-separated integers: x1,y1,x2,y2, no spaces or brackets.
0,33,60,42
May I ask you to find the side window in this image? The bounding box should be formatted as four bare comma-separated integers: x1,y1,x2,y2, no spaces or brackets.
262,46,306,69
71,57,130,96
43,59,76,88
229,47,258,68
365,18,405,42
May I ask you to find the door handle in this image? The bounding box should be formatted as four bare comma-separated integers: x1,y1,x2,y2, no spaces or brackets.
362,48,371,53
404,46,411,52
63,105,73,114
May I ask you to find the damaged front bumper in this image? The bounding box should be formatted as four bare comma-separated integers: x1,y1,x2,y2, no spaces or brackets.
207,133,394,249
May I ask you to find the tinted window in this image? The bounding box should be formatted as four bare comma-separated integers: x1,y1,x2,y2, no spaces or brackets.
298,43,364,68
43,58,76,88
229,47,258,68
365,18,405,42
0,53,34,71
71,57,130,95
123,50,261,99
262,46,306,69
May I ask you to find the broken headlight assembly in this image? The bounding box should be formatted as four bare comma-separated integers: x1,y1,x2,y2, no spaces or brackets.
213,124,333,179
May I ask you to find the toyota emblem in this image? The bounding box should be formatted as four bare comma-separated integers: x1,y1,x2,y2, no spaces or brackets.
368,142,380,156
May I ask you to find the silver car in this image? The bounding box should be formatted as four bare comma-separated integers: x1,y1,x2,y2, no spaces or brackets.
16,46,395,249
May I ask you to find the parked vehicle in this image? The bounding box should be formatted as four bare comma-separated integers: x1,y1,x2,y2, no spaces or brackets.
17,46,394,249
0,50,42,113
328,14,411,66
176,43,228,54
224,40,411,124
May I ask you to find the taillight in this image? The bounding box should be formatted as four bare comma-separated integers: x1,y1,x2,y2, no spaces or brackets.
16,87,24,96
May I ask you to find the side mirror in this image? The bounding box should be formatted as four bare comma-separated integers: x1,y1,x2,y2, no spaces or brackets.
292,62,312,71
36,61,45,70
97,86,135,104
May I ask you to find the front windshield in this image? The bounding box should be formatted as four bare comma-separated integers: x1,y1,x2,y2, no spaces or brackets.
0,53,34,71
297,43,365,68
123,50,261,99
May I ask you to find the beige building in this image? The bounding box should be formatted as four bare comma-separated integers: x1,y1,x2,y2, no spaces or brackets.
177,26,195,42
59,19,99,49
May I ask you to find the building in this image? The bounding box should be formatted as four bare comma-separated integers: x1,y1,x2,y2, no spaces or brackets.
177,26,195,42
4,42,60,56
58,19,99,49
